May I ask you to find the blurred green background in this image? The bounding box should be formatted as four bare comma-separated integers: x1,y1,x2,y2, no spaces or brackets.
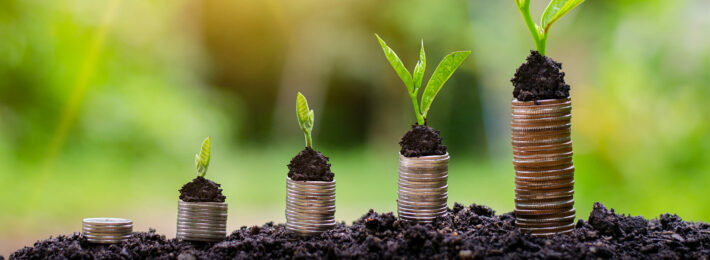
1,0,709,255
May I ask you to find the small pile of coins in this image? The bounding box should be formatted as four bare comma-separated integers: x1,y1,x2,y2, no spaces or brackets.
82,218,133,244
286,178,336,236
511,98,575,236
177,200,228,242
397,153,449,223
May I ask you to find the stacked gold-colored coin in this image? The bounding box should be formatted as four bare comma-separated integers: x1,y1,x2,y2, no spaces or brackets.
286,178,336,236
177,200,228,242
512,98,575,236
397,153,449,222
82,218,133,244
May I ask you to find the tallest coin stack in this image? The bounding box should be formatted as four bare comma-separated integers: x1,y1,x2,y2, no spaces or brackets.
511,98,575,236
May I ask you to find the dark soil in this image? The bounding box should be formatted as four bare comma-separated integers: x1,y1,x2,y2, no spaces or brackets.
13,202,710,259
287,147,334,182
511,50,571,102
400,124,447,157
179,176,226,202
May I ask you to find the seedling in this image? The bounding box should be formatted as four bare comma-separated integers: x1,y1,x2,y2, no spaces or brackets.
289,92,333,181
180,136,224,203
515,0,585,56
195,137,211,177
296,92,315,148
376,34,470,125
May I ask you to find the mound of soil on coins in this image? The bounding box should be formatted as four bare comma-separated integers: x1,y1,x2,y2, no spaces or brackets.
287,147,334,182
179,176,226,202
11,203,710,259
511,50,570,102
400,124,447,157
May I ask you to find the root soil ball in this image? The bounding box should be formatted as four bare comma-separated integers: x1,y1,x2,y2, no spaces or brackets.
287,147,334,182
13,202,710,259
399,124,447,157
511,50,570,102
179,176,226,202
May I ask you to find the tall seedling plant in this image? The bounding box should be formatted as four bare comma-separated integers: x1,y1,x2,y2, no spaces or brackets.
376,35,470,125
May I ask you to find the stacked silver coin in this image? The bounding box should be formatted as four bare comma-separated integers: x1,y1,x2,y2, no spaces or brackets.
82,218,133,244
177,200,228,242
397,153,449,222
511,98,575,236
286,177,336,236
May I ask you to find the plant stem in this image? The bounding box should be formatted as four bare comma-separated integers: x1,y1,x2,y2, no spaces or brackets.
517,2,545,55
410,93,425,125
304,130,312,148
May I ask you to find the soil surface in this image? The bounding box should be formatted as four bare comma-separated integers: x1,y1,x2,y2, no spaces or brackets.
179,176,226,202
400,124,447,157
11,202,710,259
287,147,334,182
511,50,571,102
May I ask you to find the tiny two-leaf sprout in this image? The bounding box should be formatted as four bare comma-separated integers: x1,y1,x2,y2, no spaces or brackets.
376,34,470,125
296,92,315,148
195,137,211,178
515,0,585,56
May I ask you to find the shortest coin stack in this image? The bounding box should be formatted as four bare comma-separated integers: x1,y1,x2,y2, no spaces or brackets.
398,153,449,223
177,200,228,242
82,218,133,244
286,177,336,236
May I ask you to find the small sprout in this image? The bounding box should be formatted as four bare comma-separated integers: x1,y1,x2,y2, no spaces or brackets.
296,92,315,148
515,0,585,56
195,137,211,177
376,34,470,125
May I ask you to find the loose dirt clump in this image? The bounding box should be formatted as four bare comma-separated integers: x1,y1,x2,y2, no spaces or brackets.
11,203,710,259
400,124,447,157
287,147,334,182
511,50,570,101
179,176,226,202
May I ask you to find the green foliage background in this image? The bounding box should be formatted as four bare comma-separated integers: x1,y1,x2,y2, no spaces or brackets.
1,0,709,255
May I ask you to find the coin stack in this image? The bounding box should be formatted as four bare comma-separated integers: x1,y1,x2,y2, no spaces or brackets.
286,177,336,236
511,98,575,236
177,200,228,242
398,153,449,223
82,218,133,244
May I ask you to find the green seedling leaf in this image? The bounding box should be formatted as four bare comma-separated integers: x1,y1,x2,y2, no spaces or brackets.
296,92,314,148
375,34,413,94
412,40,426,94
541,0,585,33
195,137,211,177
296,92,312,131
420,51,470,118
308,109,315,128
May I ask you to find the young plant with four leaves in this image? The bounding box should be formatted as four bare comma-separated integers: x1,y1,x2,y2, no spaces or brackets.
376,34,470,157
515,0,585,56
375,34,470,126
